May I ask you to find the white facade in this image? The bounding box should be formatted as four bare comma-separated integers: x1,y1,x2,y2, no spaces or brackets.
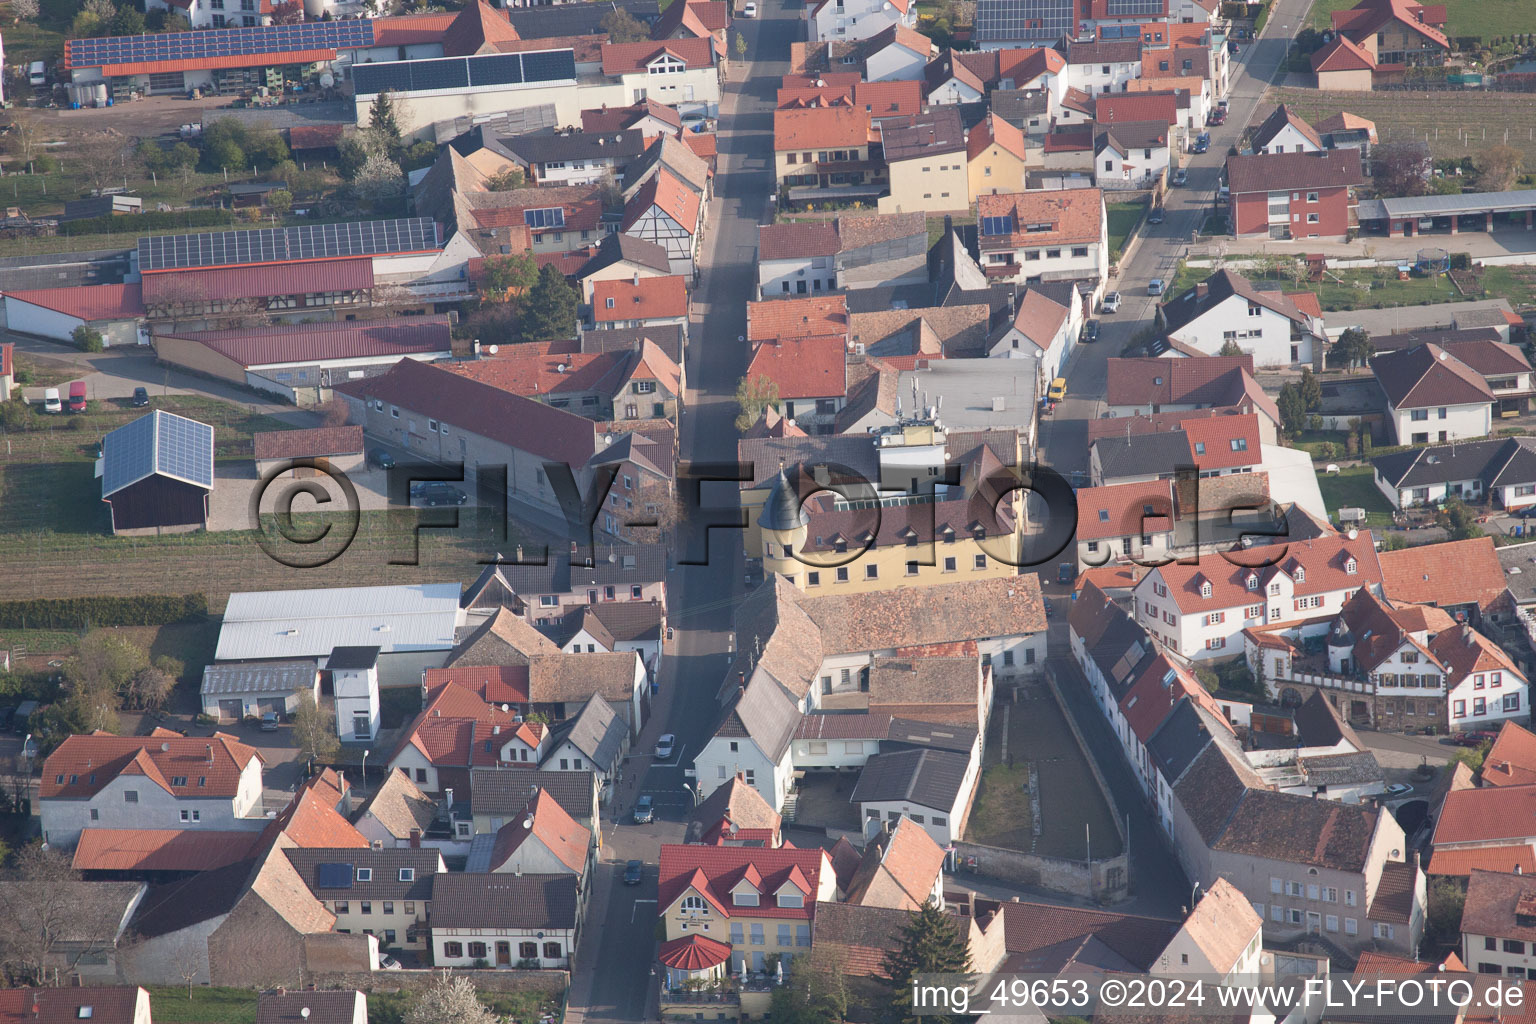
695,734,795,810
1064,57,1140,96
41,760,266,849
433,926,575,969
1388,401,1492,446
333,662,381,743
1465,928,1536,978
145,0,270,29
857,756,977,847
3,296,142,348
926,75,984,106
1077,526,1176,571
1449,668,1529,732
807,0,915,43
1373,470,1486,510
987,297,1080,382
1256,124,1322,156
1165,293,1318,368
759,254,839,299
610,59,720,117
1096,136,1170,190
865,40,930,83
626,203,698,278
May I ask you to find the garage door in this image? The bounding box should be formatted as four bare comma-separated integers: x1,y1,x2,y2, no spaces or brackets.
218,699,242,721
256,697,285,716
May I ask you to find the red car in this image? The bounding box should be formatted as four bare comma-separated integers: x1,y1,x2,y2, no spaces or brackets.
1448,730,1498,747
1208,108,1227,126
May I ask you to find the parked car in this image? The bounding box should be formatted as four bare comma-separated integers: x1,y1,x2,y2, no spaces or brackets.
367,449,396,470
1514,505,1536,519
742,1,756,14
1172,168,1187,186
260,711,281,731
131,387,149,408
1383,783,1414,797
379,956,402,970
1448,730,1498,747
1208,108,1227,126
655,733,676,760
1148,279,1166,296
67,381,87,414
623,860,644,885
42,388,61,414
27,61,45,87
1047,378,1067,402
1148,206,1165,225
1080,319,1100,343
632,795,655,824
414,482,468,507
1057,562,1075,585
1101,291,1121,313
1193,133,1211,153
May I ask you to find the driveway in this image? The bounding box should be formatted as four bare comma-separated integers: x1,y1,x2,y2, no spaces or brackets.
205,458,394,533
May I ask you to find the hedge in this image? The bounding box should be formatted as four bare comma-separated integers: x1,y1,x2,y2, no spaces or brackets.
59,207,236,237
0,594,208,629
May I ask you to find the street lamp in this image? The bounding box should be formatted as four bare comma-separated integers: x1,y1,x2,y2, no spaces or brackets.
683,782,701,808
360,749,368,795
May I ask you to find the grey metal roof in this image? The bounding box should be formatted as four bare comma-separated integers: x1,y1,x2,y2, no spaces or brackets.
215,583,463,661
1496,540,1536,605
326,645,381,670
500,129,646,167
1092,431,1190,482
895,360,1040,432
551,694,625,771
851,748,969,808
1370,188,1536,219
884,717,977,753
101,410,215,497
200,659,319,696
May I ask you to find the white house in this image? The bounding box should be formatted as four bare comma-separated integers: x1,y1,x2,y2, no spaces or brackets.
1461,870,1536,978
1370,437,1536,511
758,221,841,299
430,874,579,969
622,168,702,277
1372,344,1494,445
695,678,799,813
851,747,977,846
1132,532,1385,660
329,646,381,744
1074,479,1176,570
601,38,720,117
40,731,266,849
1248,104,1325,156
975,187,1108,291
3,285,146,348
1063,37,1142,96
862,24,934,83
806,0,915,43
1434,625,1530,732
145,0,268,29
1095,120,1171,190
987,283,1079,382
199,660,320,722
1158,269,1325,368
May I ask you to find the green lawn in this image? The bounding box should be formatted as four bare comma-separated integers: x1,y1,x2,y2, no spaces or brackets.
147,988,259,1024
928,212,976,247
1107,199,1148,264
965,762,1033,850
0,462,106,535
1315,464,1395,529
0,628,81,656
1307,0,1355,30
1292,429,1352,459
1309,0,1536,37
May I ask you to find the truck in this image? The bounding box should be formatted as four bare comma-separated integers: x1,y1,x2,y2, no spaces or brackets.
42,388,61,414
67,381,87,414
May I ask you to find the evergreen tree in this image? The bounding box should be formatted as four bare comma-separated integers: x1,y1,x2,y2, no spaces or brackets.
519,263,580,341
1276,382,1308,437
1336,327,1374,370
1298,366,1322,413
369,91,402,145
880,900,972,1024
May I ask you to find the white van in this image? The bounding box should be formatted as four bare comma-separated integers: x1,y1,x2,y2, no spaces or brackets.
27,62,46,87
42,388,61,413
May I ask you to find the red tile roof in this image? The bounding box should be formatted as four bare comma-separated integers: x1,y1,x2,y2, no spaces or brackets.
0,342,11,379
681,132,717,162
621,168,701,235
1076,479,1174,542
392,679,531,768
1144,532,1383,615
164,316,450,368
1093,92,1178,127
967,111,1028,163
252,426,364,462
1435,783,1536,846
1286,291,1324,318
42,729,263,800
1105,355,1254,406
1430,624,1523,685
658,843,830,920
267,788,369,849
746,335,847,400
975,188,1104,250
1379,536,1507,610
1429,845,1536,877
142,259,372,305
1120,654,1217,744
334,359,598,468
1311,34,1377,72
5,284,144,320
490,788,590,873
1483,722,1536,788
369,11,457,46
1180,413,1262,470
592,274,690,324
774,106,871,151
72,828,260,873
602,37,714,75
0,988,145,1024
442,0,521,56
758,222,841,261
747,295,849,341
422,666,531,706
658,934,732,969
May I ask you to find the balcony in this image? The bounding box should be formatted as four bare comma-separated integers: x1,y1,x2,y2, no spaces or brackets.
984,262,1021,279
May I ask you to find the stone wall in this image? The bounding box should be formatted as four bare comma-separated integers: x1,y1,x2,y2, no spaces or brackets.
951,839,1131,902
305,968,569,997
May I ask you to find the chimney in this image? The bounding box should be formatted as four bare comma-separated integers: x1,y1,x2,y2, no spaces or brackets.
633,272,640,287
445,787,454,809
1194,282,1208,300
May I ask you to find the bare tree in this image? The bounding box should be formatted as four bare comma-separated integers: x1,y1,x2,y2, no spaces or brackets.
10,0,38,21
290,690,339,763
0,847,127,985
170,932,205,998
405,973,500,1024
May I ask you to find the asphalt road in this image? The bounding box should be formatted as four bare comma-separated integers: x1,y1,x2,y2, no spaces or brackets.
569,6,793,1021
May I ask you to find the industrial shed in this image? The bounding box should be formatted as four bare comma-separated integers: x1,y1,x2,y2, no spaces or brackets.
3,284,146,347
200,659,321,721
99,410,214,535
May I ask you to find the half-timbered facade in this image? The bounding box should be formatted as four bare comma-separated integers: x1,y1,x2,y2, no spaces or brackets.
622,169,703,278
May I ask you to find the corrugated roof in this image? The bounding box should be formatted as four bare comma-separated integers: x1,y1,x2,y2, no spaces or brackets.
72,828,260,873
215,583,464,661
142,258,373,305
201,659,319,696
165,317,451,368
4,284,144,321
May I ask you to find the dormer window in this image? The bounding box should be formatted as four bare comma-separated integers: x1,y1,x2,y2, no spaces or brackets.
1345,558,1357,575
399,868,415,882
1293,566,1305,583
1200,582,1212,598
733,891,760,907
1245,573,1258,591
779,892,804,908
1194,442,1206,456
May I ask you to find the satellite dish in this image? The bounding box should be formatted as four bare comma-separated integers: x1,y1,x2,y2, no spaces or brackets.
502,704,510,712
319,73,334,89
487,344,499,354
301,1011,310,1021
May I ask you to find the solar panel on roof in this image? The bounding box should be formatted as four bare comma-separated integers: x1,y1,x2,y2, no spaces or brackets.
137,218,437,271
316,863,354,889
1106,0,1160,14
521,49,575,83
100,410,214,497
408,58,470,92
470,53,523,87
351,61,415,97
975,0,1073,45
980,215,1015,236
66,19,375,69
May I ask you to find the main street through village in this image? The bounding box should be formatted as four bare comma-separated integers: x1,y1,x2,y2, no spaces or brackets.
567,1,1318,1018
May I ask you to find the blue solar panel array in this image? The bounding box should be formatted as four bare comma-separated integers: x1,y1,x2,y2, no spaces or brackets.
138,218,438,271
316,863,355,889
975,0,1074,46
1105,0,1162,14
101,410,215,497
67,20,374,69
351,49,575,96
980,215,1016,236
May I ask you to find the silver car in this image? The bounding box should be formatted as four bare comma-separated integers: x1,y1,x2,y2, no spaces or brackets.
1101,291,1121,313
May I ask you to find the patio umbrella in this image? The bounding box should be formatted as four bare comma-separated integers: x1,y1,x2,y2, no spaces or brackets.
774,958,784,985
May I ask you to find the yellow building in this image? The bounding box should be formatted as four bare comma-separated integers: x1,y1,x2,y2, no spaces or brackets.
967,112,1032,200
773,106,881,203
657,844,838,1020
877,107,969,215
746,420,1024,594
